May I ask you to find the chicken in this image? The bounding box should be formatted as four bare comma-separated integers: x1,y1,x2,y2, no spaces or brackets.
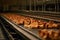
53,31,60,40
48,30,55,39
28,19,38,28
46,21,58,28
24,18,31,28
39,29,60,40
38,20,46,28
39,29,48,39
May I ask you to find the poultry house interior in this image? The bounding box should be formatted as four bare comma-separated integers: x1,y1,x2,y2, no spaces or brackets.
0,0,60,40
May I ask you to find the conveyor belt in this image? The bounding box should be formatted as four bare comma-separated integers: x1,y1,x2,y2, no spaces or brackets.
0,15,41,40
1,22,25,40
0,17,29,40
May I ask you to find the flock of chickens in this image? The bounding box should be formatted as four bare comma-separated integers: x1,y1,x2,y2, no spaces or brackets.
39,29,60,40
2,13,60,40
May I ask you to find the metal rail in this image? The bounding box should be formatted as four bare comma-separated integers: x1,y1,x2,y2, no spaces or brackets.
18,13,60,22
0,19,14,40
0,20,25,40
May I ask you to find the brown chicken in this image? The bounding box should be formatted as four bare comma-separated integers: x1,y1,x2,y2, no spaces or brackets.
38,20,47,28
28,19,38,28
45,21,58,28
39,29,60,40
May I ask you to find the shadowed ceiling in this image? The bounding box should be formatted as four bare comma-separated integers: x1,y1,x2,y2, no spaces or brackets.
0,0,60,7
